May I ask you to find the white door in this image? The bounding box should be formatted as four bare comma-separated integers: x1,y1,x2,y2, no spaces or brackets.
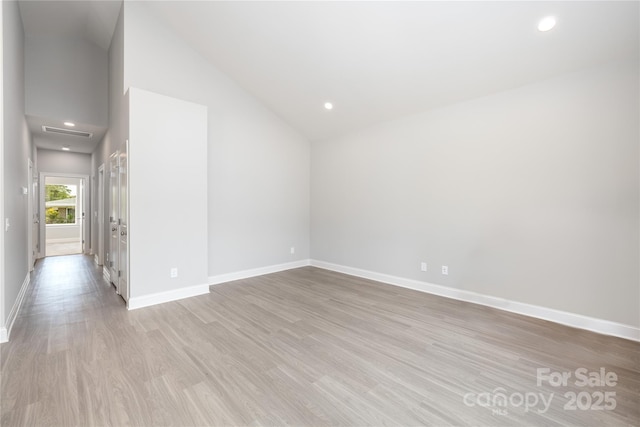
28,160,39,268
108,151,120,288
118,142,129,301
97,165,105,265
79,178,85,254
32,173,39,264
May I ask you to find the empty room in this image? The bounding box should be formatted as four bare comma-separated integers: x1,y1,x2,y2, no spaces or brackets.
1,1,638,426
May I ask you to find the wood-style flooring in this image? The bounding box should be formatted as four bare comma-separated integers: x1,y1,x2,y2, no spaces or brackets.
1,255,639,426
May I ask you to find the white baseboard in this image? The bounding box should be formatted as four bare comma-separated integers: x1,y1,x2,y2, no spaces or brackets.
0,272,31,343
310,260,640,342
103,266,110,283
208,259,311,285
127,283,210,310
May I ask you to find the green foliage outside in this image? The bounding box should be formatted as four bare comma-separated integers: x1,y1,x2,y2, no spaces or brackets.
46,208,60,223
45,185,73,202
45,185,76,224
46,207,75,224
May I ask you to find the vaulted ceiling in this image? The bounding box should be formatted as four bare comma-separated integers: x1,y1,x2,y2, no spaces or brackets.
19,1,640,143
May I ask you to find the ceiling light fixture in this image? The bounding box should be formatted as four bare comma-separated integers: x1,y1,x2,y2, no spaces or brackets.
538,16,556,32
62,146,70,151
324,102,333,110
63,121,75,127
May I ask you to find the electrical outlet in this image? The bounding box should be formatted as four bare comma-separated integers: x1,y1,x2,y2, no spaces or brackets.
420,262,427,272
290,247,295,255
442,266,448,275
170,268,178,278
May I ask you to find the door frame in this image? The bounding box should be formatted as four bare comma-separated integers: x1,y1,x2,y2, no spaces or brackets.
39,172,90,258
27,159,37,269
108,151,120,291
118,141,129,302
97,164,105,266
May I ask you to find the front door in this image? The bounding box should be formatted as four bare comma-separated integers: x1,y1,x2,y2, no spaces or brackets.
108,151,119,289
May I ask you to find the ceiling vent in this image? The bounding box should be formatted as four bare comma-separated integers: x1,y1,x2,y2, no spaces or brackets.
42,125,93,138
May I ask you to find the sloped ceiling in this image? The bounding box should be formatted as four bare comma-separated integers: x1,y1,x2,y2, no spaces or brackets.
20,1,640,142
144,1,640,141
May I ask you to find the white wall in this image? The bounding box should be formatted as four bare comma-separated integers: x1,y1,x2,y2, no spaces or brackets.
38,149,92,175
46,225,80,241
25,36,108,127
312,59,639,328
128,88,208,300
0,0,5,337
123,2,310,278
2,0,32,336
92,4,123,266
92,2,636,338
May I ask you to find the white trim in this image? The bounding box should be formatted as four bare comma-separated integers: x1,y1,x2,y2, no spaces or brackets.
103,266,110,283
97,164,105,266
208,259,311,285
310,260,640,342
27,158,34,271
127,283,210,310
0,273,31,343
107,151,119,288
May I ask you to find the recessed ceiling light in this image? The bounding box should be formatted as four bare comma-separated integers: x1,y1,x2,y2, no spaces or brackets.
324,102,333,110
538,16,556,32
62,146,70,151
63,121,75,127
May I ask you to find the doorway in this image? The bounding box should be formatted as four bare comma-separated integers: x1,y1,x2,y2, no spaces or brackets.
97,164,105,265
107,145,128,302
28,159,39,269
41,174,88,257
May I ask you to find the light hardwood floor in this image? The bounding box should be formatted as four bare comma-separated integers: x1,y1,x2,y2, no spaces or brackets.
1,255,638,426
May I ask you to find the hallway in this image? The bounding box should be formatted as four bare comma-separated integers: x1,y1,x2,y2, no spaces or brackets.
0,255,127,425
